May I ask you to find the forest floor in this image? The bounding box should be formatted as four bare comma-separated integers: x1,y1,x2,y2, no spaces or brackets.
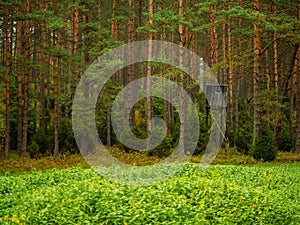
1,148,300,174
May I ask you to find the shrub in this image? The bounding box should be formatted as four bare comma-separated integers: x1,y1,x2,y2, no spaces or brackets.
31,128,52,155
28,141,41,159
151,134,174,157
225,128,235,149
58,118,78,154
250,122,277,162
195,132,209,155
278,128,295,152
234,121,253,154
131,122,175,157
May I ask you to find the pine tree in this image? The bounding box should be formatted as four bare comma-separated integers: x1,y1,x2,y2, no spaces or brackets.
253,0,261,144
4,3,11,160
20,0,31,158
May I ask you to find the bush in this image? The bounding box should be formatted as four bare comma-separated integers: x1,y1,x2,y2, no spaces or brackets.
130,122,175,157
58,118,78,154
28,141,41,159
278,128,295,152
234,121,253,154
250,123,277,162
225,128,235,149
151,134,174,157
31,128,52,155
195,132,209,155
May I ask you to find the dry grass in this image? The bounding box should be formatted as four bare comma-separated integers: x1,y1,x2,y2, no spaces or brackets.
1,148,300,174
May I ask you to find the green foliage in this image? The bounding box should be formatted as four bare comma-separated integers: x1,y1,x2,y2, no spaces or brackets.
250,123,278,162
225,128,235,149
58,118,78,154
234,120,253,154
151,134,174,157
278,128,295,152
130,122,175,157
196,131,209,155
27,141,40,159
31,128,52,156
0,163,300,224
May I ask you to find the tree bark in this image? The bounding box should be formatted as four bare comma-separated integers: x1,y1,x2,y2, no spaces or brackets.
209,4,218,68
52,2,59,160
273,1,281,146
178,0,185,155
127,0,136,128
83,3,91,64
161,2,169,130
107,107,111,147
39,0,46,132
146,0,153,139
253,0,261,143
235,0,243,132
294,0,300,153
221,3,227,84
265,48,271,123
97,0,101,30
289,47,298,133
71,1,79,101
227,21,233,129
295,45,300,153
111,0,121,83
21,0,31,158
4,5,11,160
15,3,23,156
53,42,59,160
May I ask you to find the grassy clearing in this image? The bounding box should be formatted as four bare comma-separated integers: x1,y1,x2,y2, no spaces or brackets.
0,163,299,224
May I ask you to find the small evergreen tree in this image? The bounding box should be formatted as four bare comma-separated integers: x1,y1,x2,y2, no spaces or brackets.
234,120,253,154
250,122,277,162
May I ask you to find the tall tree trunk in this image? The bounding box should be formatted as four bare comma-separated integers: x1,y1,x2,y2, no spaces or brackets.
71,1,79,101
107,107,111,147
209,4,218,68
295,45,300,153
61,6,69,119
227,21,233,129
253,0,261,143
169,3,175,125
127,0,136,128
178,0,185,155
16,3,23,156
221,3,227,84
295,0,300,154
83,3,91,64
21,0,31,158
111,0,120,82
4,5,10,160
265,48,271,123
161,1,169,130
52,32,59,160
97,0,101,30
235,0,243,133
273,1,281,145
290,48,298,133
146,0,153,139
39,1,46,132
52,3,59,160
111,0,119,40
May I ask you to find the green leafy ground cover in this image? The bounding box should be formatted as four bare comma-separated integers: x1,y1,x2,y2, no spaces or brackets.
1,163,300,224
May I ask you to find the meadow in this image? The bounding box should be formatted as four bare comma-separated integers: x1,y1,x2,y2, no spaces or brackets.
1,160,300,224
